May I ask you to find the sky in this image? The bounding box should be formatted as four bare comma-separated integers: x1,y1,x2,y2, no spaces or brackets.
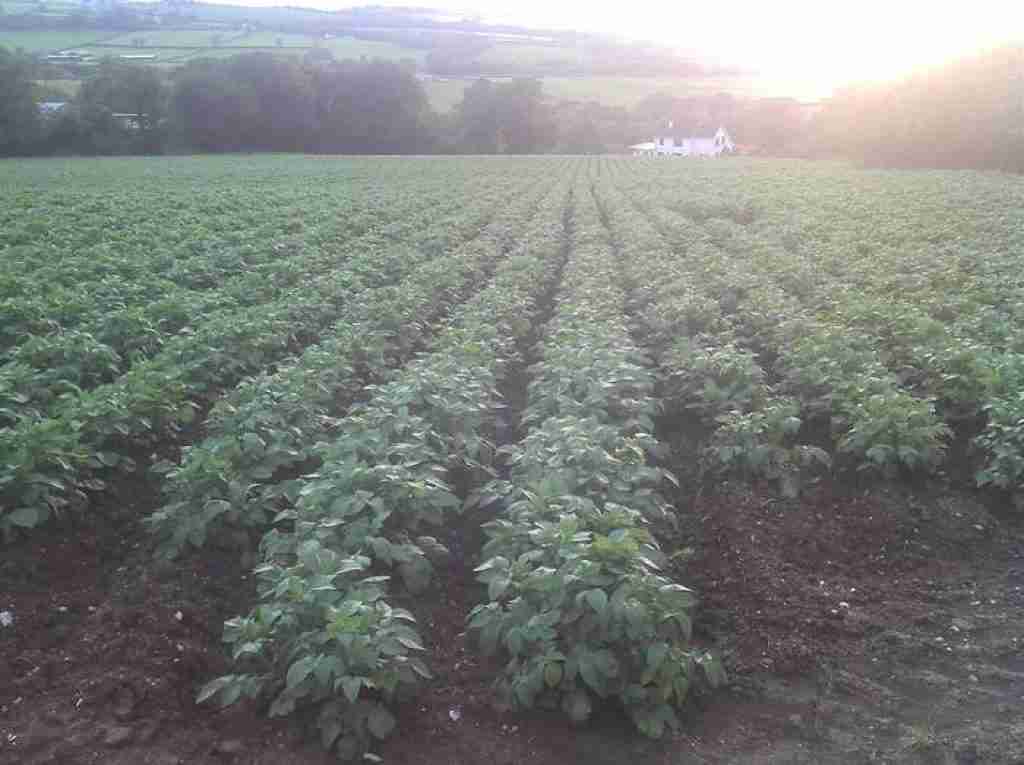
215,0,1023,89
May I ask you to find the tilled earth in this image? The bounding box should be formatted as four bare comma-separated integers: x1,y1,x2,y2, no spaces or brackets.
1,478,1022,765
685,483,1024,764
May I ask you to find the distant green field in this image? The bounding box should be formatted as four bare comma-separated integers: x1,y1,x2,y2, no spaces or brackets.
228,31,315,47
321,35,423,62
225,32,423,60
177,46,291,61
0,30,111,52
102,30,242,47
476,43,586,72
93,29,424,62
424,74,833,112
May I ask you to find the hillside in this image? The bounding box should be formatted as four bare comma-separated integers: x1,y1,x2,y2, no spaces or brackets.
0,0,805,111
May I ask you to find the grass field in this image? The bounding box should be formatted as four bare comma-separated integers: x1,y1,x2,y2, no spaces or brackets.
95,29,424,60
100,29,244,47
321,34,424,61
223,30,316,47
0,155,1022,765
0,29,111,52
171,45,323,63
475,41,587,72
424,74,834,111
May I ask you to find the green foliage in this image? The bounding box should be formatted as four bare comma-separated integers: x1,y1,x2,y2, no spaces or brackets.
702,399,830,497
9,153,1024,755
0,157,562,536
975,393,1024,490
76,59,168,151
778,323,951,474
199,179,570,758
469,186,722,737
595,169,964,482
661,339,768,419
146,173,538,557
453,78,557,154
595,183,829,496
173,54,434,154
199,550,429,758
0,46,40,155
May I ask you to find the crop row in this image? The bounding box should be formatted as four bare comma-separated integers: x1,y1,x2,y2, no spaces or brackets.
610,170,1024,493
0,178,388,344
607,158,1024,345
0,159,426,277
0,164,565,535
610,158,1024,322
591,181,831,496
0,179,493,423
608,158,1024,357
147,169,562,560
467,181,722,740
629,176,1024,391
196,179,573,760
601,176,952,478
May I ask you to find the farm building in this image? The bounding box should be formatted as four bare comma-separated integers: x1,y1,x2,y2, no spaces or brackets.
631,125,734,157
37,102,67,116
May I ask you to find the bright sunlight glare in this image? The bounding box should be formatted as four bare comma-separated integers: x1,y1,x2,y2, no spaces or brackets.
216,0,1024,92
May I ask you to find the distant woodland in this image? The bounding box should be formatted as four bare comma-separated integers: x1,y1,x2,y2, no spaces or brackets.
1,41,1022,171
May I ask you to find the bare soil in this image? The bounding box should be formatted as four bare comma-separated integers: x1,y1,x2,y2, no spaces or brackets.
2,473,1023,765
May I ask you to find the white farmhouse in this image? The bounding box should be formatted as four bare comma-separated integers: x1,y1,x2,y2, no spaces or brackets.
631,125,734,157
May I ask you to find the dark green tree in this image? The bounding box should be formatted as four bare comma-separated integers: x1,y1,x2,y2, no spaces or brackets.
172,59,259,152
314,58,432,153
77,59,168,152
224,53,315,151
455,78,501,153
453,77,556,154
494,79,556,154
173,54,328,152
0,46,42,156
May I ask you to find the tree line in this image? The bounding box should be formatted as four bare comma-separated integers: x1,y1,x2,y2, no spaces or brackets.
0,45,830,158
2,42,1022,170
1,47,568,156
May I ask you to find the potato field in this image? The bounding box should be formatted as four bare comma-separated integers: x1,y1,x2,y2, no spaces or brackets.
1,156,1023,764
